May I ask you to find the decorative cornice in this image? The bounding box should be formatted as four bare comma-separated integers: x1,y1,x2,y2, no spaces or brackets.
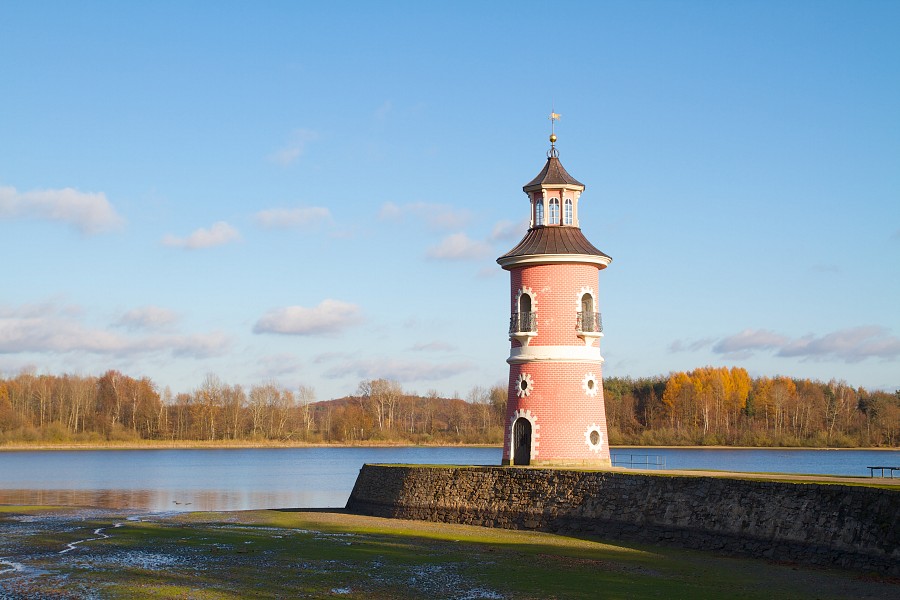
508,345,604,364
499,253,611,269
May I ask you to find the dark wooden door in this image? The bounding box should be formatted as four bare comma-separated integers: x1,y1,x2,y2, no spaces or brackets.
513,418,531,466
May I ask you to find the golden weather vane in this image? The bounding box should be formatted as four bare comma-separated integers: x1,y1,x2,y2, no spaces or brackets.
549,110,561,144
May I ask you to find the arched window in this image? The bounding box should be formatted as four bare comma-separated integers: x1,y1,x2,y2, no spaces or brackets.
549,198,560,225
564,198,573,225
581,293,594,314
517,292,535,332
579,293,598,332
535,201,544,226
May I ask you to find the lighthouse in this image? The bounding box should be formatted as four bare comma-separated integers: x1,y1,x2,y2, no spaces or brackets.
497,125,612,467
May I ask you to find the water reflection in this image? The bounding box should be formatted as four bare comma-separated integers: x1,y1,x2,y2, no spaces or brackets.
4,446,894,513
0,447,502,512
0,488,342,512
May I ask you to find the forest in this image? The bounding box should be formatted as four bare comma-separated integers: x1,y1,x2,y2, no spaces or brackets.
0,366,897,447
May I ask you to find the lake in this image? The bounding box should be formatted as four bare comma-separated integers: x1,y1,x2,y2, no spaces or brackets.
0,446,896,512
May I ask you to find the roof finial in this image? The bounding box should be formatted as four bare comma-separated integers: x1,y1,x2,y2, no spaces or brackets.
548,109,561,158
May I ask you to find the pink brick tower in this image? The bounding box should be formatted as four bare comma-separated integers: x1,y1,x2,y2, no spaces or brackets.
497,127,612,467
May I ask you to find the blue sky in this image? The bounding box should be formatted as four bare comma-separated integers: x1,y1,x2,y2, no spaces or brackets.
1,1,898,401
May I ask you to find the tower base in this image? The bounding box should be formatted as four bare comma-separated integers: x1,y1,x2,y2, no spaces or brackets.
501,457,612,468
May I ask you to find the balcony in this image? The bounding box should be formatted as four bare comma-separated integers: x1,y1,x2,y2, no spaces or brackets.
576,311,603,346
509,311,537,346
576,311,602,333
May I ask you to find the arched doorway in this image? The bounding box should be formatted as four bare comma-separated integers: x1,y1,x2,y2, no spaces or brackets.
513,417,531,465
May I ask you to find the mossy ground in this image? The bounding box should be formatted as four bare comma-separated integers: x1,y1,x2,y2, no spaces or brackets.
0,507,896,599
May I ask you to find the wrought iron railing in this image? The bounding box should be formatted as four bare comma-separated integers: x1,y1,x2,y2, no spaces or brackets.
576,311,602,333
509,311,537,334
611,453,666,469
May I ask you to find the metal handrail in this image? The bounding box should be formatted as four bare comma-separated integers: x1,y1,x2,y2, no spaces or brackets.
611,454,666,469
576,311,602,333
509,311,537,334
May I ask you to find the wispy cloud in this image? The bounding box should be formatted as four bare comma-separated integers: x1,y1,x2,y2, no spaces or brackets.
0,184,124,234
322,357,474,382
254,353,304,379
489,219,528,242
669,337,716,353
378,201,472,231
410,341,458,352
268,128,319,166
253,300,362,336
0,302,229,359
115,306,179,331
426,232,492,260
162,221,241,249
254,206,331,229
712,326,900,362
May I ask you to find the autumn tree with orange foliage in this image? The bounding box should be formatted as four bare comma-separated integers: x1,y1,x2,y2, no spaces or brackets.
0,367,896,447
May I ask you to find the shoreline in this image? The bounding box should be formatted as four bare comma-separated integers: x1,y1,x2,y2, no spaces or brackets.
0,441,896,452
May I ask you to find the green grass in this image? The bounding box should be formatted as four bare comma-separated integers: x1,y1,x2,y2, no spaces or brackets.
1,508,896,599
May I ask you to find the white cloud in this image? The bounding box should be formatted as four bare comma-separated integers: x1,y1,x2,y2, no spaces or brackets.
489,218,528,242
255,353,304,379
378,201,472,231
426,232,492,260
254,206,331,229
776,326,900,362
0,184,124,234
669,337,716,353
410,341,458,352
711,326,900,363
268,129,319,166
162,221,241,249
0,302,229,359
712,329,789,355
115,306,179,331
378,201,403,220
323,357,474,382
253,300,363,336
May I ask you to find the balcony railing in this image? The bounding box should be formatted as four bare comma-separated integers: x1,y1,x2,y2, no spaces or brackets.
576,311,602,333
509,311,537,334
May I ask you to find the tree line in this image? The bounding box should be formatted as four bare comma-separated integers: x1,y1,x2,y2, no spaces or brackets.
605,366,900,447
0,367,897,447
0,370,506,445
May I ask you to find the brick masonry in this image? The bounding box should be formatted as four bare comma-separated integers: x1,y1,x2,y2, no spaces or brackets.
504,262,610,465
345,465,900,575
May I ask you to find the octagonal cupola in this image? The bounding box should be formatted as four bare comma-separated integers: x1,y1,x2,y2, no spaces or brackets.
523,136,585,229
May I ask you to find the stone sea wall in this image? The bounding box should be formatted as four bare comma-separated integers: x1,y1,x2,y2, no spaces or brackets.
345,465,900,574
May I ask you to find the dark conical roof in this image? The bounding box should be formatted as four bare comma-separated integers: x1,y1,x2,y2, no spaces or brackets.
523,156,584,190
498,226,610,265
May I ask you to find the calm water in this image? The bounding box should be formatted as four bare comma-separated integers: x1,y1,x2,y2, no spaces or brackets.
0,446,896,512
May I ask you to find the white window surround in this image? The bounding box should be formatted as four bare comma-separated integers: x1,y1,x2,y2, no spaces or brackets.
575,287,602,347
582,372,599,397
584,424,605,452
564,198,573,225
516,287,537,313
511,287,538,346
510,409,540,460
575,287,596,310
515,372,534,397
